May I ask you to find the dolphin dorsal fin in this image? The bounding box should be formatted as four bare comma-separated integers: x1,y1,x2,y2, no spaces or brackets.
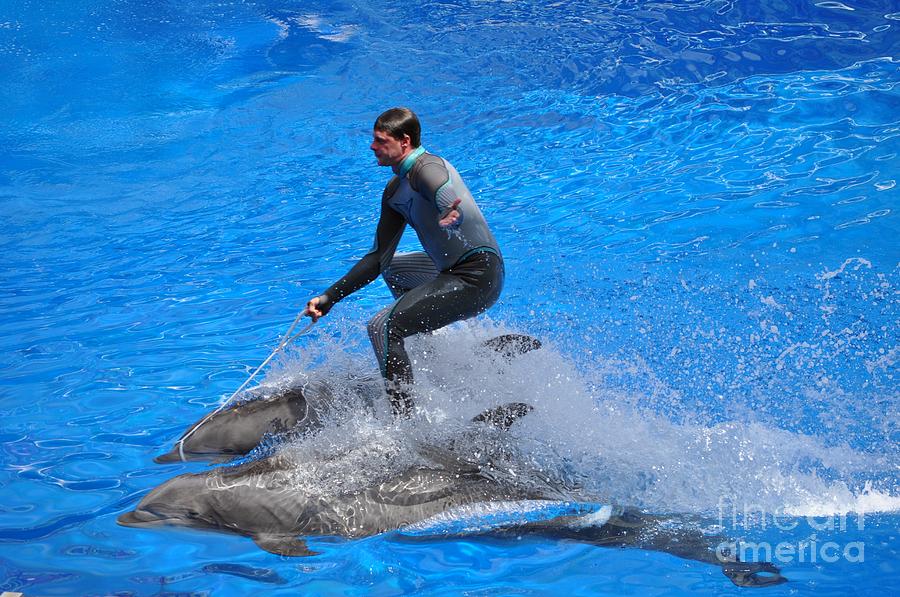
252,534,317,557
471,402,533,431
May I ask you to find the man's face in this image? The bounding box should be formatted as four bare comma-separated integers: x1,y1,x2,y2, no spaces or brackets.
370,128,410,167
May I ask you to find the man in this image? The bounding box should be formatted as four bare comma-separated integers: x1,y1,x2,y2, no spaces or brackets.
305,107,503,417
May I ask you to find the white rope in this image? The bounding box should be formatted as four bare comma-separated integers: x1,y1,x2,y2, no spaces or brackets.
176,311,316,462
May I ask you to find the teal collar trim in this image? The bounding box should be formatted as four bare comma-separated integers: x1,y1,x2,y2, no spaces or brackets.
398,146,426,178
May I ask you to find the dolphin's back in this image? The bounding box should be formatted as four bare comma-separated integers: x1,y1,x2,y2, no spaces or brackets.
306,469,543,537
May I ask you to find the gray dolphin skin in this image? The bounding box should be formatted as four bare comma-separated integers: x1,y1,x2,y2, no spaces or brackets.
124,403,545,552
155,334,544,463
153,381,339,463
131,334,786,587
122,401,785,587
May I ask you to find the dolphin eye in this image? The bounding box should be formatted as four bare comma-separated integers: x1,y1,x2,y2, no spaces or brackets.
188,510,202,519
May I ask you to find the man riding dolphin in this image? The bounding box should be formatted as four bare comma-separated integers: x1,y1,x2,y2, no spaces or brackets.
305,108,504,417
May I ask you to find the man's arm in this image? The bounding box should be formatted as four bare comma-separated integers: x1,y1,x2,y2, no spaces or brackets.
415,160,464,228
307,197,406,321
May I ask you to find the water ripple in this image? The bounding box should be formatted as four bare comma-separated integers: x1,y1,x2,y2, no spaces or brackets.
1,0,897,594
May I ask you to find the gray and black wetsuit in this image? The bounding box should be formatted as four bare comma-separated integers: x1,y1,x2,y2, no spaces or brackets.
318,147,503,415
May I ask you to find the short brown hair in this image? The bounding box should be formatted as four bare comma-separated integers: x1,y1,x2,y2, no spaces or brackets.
374,107,421,147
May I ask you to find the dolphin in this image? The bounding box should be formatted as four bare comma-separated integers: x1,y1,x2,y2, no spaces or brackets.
153,379,350,463
155,334,543,463
124,404,546,552
396,505,786,588
122,403,785,588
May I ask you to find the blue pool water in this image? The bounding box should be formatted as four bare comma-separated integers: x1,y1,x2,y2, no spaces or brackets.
2,0,898,594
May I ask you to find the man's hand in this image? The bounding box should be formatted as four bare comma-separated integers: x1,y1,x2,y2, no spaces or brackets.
438,198,462,228
305,294,330,322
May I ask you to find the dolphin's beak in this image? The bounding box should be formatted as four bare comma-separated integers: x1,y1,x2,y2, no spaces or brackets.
117,510,153,527
153,451,180,463
117,508,172,528
154,448,236,463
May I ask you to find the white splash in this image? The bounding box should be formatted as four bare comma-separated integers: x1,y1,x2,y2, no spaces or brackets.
264,317,898,519
784,481,900,517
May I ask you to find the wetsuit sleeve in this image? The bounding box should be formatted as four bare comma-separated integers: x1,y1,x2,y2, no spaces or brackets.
319,196,406,314
416,160,464,226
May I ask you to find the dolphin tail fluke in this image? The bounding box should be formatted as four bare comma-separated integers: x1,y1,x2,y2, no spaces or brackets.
472,402,534,431
252,534,318,557
722,560,787,588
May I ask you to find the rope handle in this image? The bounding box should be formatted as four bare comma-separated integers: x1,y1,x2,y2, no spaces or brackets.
175,309,316,462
